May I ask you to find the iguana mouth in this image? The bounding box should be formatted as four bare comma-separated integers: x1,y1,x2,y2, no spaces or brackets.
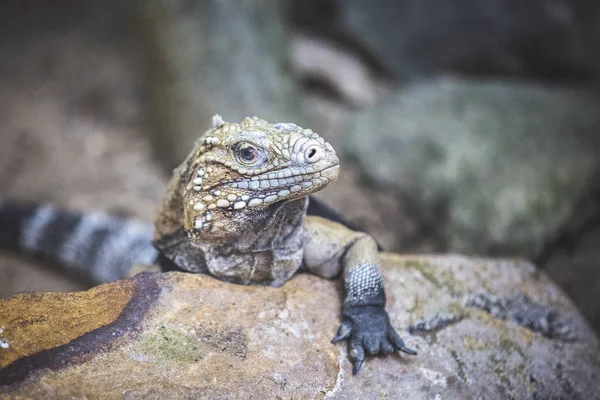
319,164,340,181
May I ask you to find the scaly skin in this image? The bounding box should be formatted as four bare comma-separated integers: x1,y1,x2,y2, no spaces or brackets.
153,115,416,374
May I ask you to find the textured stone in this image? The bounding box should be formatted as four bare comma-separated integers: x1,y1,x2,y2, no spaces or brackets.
344,78,600,259
1,255,598,399
0,279,135,368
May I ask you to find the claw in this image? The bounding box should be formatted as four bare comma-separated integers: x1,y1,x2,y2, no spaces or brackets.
352,360,363,375
389,327,417,355
331,321,352,343
397,344,418,356
349,339,365,375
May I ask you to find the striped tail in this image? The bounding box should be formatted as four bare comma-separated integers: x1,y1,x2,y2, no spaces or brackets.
0,200,159,284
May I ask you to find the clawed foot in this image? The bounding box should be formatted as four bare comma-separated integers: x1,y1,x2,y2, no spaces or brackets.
331,306,416,375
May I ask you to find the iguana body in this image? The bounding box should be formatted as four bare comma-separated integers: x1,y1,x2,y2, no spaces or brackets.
0,115,414,374
153,115,416,373
0,197,356,284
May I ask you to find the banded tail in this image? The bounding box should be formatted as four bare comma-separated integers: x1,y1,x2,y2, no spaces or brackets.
0,200,159,284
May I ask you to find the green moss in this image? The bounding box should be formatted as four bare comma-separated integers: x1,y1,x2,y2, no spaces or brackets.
446,301,466,317
488,354,510,387
462,335,491,351
402,259,465,295
403,260,442,288
498,338,525,359
439,269,461,294
470,265,493,293
141,325,204,362
486,338,531,392
450,349,467,383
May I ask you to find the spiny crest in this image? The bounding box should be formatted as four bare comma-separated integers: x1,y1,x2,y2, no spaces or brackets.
181,115,340,240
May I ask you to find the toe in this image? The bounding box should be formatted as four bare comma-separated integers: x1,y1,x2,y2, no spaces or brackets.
331,321,352,343
381,339,395,355
349,338,365,375
363,337,380,355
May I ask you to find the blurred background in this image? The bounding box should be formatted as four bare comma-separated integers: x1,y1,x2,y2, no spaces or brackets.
0,0,599,332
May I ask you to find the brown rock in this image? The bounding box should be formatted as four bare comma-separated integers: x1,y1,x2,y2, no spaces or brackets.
1,255,599,399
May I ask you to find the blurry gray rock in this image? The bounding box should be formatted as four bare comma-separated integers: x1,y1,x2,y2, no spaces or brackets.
344,78,600,258
290,0,600,81
290,34,379,107
544,208,600,332
140,0,305,166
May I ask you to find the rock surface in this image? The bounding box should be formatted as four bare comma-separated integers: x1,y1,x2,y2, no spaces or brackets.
290,0,600,81
344,78,600,259
1,255,599,399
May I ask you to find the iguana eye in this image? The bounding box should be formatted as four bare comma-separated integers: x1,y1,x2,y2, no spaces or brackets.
233,142,265,165
240,145,257,162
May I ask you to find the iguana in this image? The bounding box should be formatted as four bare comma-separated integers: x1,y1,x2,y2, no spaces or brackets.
153,115,416,374
0,115,415,374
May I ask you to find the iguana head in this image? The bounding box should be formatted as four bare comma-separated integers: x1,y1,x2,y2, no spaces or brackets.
181,115,339,240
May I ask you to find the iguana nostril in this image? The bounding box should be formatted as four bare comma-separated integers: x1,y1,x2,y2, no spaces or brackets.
305,146,322,162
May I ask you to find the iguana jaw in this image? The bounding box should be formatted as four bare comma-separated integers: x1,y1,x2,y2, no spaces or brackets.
222,162,339,204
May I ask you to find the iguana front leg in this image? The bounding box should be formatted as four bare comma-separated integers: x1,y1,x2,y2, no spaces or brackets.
303,215,417,374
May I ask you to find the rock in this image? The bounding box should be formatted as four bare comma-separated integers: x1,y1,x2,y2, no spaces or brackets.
289,0,600,81
139,0,306,166
1,255,599,399
290,34,379,107
344,78,600,259
544,219,600,332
